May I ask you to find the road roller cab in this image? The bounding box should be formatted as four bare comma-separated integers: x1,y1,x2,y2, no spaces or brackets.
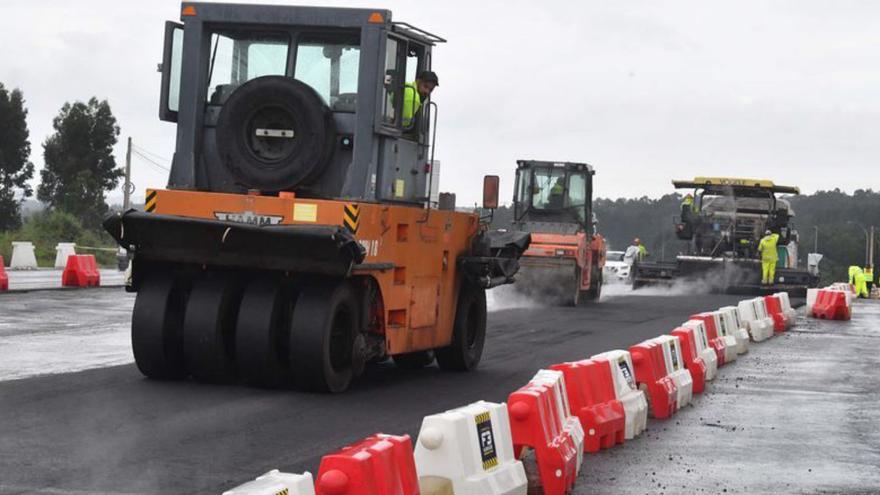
510,160,606,306
104,3,529,392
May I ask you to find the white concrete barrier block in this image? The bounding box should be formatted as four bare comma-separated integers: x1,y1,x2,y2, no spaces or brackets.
54,243,77,269
651,335,693,409
223,470,314,495
591,350,648,440
414,400,527,495
719,306,750,354
682,320,718,381
10,241,38,270
530,369,584,473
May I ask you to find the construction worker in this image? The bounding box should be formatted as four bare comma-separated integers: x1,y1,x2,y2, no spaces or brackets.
757,229,780,284
848,265,861,290
402,70,439,128
681,193,697,220
864,265,874,292
624,238,648,264
854,267,869,298
548,177,565,208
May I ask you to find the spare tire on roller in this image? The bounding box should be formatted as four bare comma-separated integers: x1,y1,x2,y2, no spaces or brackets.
215,76,336,191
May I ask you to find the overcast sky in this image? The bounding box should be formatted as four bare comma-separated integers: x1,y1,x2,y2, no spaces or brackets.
2,0,878,205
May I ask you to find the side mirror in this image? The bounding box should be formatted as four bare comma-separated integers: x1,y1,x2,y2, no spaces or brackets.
483,175,500,210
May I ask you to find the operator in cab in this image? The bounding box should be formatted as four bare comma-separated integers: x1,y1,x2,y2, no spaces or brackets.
547,177,566,209
758,230,780,285
402,71,439,128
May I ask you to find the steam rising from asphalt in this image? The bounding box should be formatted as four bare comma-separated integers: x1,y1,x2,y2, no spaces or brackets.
487,284,545,311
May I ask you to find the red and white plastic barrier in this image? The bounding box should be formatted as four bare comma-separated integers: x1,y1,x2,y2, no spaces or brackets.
414,401,527,495
508,378,581,495
650,335,693,409
708,311,739,362
762,295,790,332
670,326,708,394
590,350,648,440
717,306,750,354
549,360,625,452
773,292,797,325
0,255,8,291
315,434,419,495
629,340,678,419
530,370,585,470
736,299,774,342
54,243,77,269
810,288,852,321
9,241,37,270
681,320,718,380
224,470,315,495
62,254,100,287
689,313,730,366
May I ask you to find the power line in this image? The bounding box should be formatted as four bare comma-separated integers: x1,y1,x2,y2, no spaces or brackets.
131,148,170,172
131,144,171,164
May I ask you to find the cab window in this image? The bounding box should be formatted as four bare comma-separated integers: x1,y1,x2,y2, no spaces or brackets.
206,31,288,103
294,37,360,112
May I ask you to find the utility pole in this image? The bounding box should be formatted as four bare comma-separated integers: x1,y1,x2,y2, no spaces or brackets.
123,136,132,211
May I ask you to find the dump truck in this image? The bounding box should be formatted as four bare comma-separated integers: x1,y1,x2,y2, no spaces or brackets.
103,3,528,392
508,160,606,305
632,177,819,295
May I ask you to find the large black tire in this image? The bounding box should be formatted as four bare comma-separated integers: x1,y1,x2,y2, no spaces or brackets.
182,276,241,382
393,350,436,369
235,279,294,386
215,76,336,191
131,273,188,380
289,280,361,393
436,284,487,372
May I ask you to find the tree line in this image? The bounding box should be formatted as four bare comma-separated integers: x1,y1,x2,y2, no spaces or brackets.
490,190,880,285
0,82,123,265
0,83,122,232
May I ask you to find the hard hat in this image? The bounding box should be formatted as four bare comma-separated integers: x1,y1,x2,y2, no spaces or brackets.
765,230,772,235
685,193,693,199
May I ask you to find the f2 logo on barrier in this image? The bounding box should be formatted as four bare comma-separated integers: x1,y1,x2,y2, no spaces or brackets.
474,412,498,470
619,358,636,390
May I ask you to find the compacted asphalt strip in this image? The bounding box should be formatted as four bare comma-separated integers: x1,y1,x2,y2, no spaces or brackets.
0,287,820,494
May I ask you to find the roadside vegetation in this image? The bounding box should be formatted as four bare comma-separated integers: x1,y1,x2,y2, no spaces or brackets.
0,82,121,267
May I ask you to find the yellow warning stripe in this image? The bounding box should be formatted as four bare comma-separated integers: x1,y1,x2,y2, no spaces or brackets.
474,412,491,424
145,190,157,213
482,457,499,470
343,203,360,234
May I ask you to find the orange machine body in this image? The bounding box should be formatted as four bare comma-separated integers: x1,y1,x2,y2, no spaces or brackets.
146,188,479,355
521,231,607,290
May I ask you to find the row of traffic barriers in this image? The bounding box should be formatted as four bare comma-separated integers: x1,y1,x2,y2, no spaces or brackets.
3,241,79,270
223,292,802,495
806,284,854,320
0,252,102,291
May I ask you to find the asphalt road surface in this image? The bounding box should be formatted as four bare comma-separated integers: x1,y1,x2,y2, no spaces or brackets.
0,286,751,494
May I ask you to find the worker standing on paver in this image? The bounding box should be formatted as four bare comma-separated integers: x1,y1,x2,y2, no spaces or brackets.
402,70,439,128
681,193,697,221
758,230,780,285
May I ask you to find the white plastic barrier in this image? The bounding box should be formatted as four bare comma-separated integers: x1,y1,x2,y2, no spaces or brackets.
650,335,693,409
806,288,819,315
682,319,718,381
223,470,314,495
414,400,528,495
10,241,38,270
54,243,77,268
737,299,774,342
590,350,648,440
709,310,739,363
774,292,797,326
530,369,585,473
718,306,750,354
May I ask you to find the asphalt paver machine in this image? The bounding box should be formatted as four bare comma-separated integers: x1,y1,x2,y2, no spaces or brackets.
632,177,819,295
